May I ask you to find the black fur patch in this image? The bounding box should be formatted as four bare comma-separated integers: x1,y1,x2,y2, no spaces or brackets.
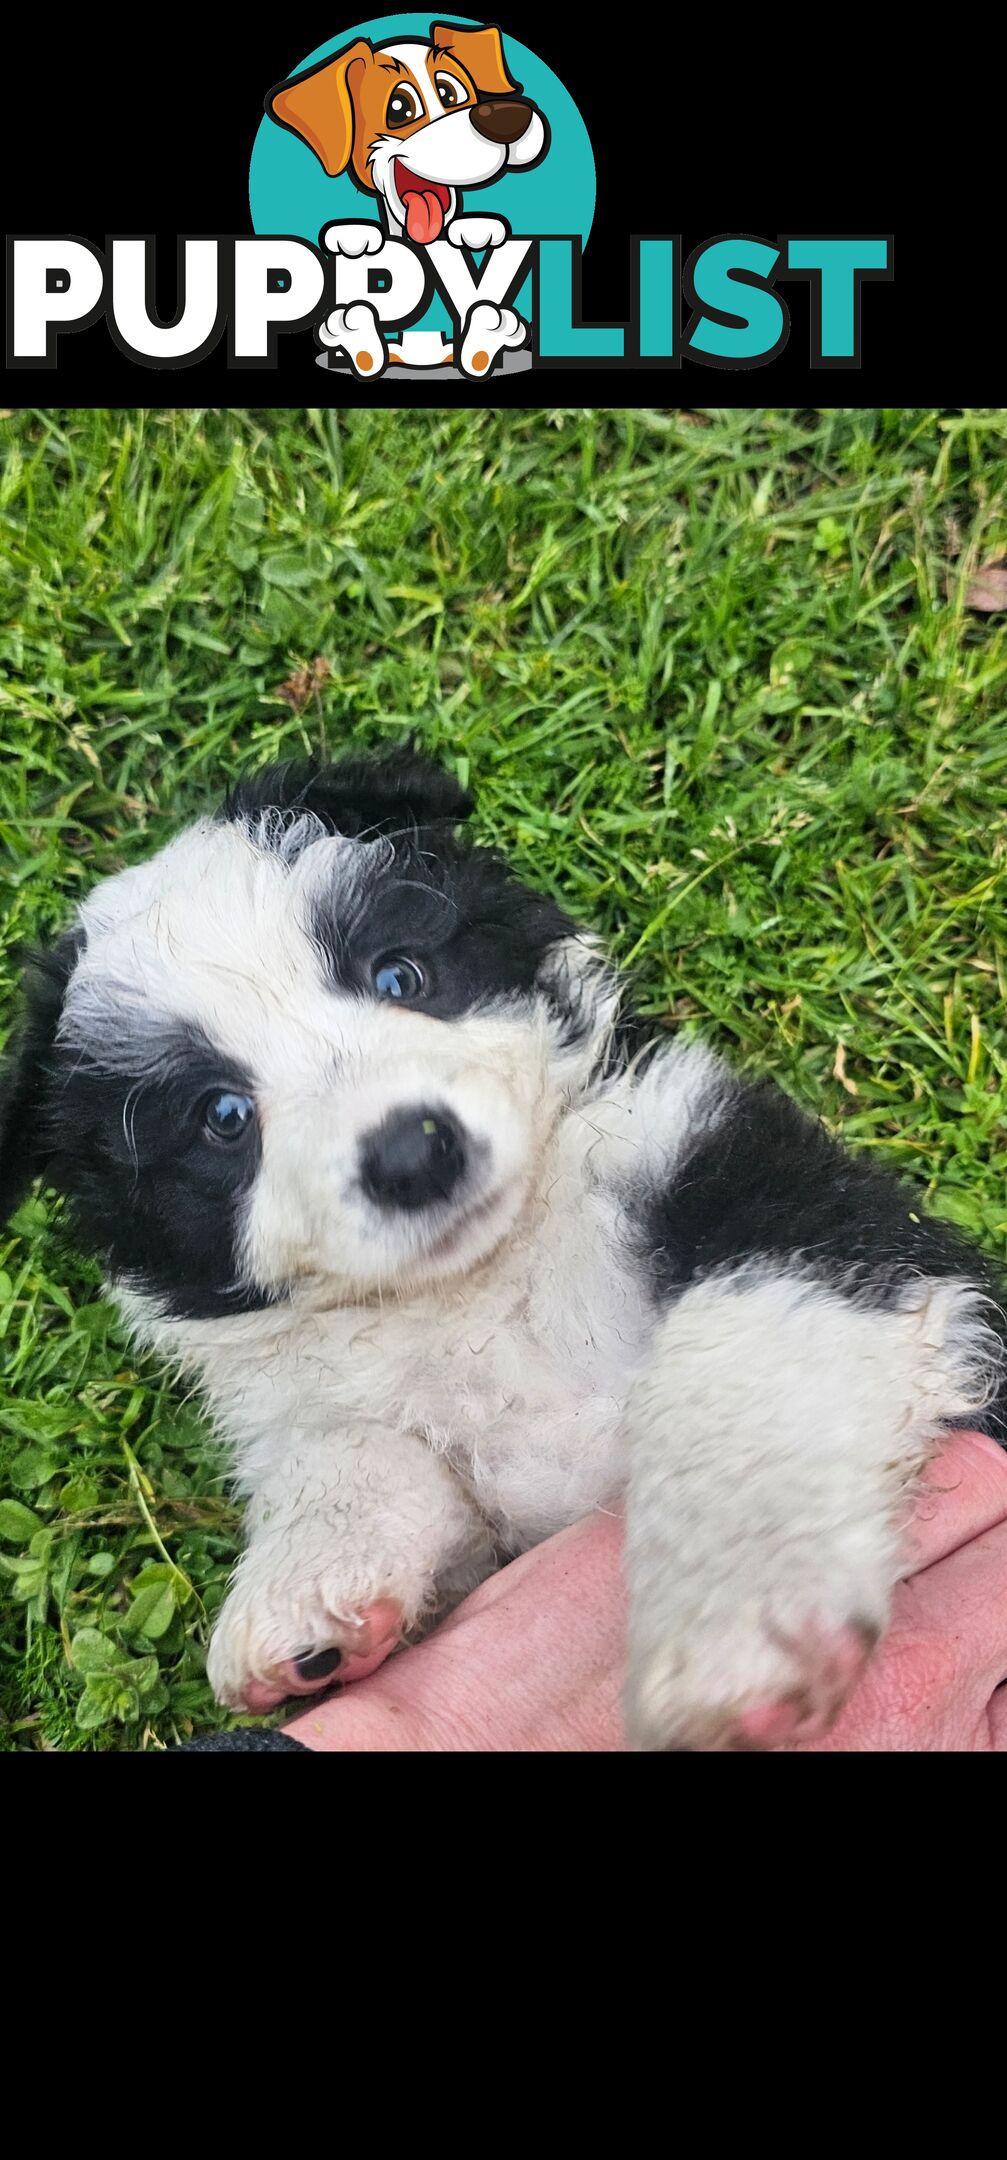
10,980,271,1319
591,1006,661,1086
640,1071,1007,1438
48,1020,271,1321
220,747,473,841
222,745,584,1029
0,929,86,1225
309,829,578,1022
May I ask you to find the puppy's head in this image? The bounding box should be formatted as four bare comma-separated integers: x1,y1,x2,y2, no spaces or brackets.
267,23,548,241
0,749,615,1323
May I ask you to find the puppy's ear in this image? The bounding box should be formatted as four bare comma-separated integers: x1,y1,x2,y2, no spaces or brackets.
431,22,519,96
221,748,474,840
267,37,371,178
0,930,84,1227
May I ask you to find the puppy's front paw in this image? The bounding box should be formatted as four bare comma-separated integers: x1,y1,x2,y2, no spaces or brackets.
208,1577,408,1713
625,1577,886,1752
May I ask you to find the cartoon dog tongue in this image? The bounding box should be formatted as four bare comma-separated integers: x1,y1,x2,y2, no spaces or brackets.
401,180,447,244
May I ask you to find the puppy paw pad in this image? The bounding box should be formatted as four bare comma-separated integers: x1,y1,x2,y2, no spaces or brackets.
212,1598,405,1713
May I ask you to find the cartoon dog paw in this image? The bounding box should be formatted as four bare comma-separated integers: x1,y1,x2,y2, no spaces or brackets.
317,301,388,378
446,215,510,251
459,301,527,378
320,222,384,258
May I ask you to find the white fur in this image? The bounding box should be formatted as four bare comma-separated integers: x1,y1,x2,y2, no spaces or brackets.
622,1265,1000,1748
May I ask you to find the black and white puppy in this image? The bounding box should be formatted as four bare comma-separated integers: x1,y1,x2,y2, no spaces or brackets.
2,749,1005,1748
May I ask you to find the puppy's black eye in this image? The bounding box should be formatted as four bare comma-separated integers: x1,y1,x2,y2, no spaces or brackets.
202,1090,255,1142
373,957,425,1001
387,85,419,127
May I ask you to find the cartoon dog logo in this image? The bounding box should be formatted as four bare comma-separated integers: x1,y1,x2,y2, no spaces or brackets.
267,20,549,377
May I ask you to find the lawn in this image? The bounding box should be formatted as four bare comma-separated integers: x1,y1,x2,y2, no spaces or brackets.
1,404,1005,1751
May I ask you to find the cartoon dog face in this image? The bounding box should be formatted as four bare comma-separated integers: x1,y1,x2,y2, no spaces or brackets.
268,21,547,242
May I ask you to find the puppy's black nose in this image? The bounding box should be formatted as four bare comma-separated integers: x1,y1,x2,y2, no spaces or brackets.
471,98,534,145
361,1108,466,1211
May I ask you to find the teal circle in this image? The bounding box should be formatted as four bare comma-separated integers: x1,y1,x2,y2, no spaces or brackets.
249,15,595,337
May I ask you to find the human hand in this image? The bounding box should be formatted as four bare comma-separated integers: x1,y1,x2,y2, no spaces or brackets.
792,1428,1007,1751
283,1505,627,1752
282,1431,1007,1751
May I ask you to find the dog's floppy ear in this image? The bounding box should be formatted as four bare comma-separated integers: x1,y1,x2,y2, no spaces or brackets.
221,748,474,840
0,930,84,1227
267,37,372,178
431,21,519,97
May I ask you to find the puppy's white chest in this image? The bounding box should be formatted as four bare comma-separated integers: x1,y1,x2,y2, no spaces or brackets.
328,1184,650,1545
412,1308,633,1546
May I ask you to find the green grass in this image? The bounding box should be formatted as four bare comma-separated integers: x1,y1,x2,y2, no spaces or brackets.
1,404,1006,1750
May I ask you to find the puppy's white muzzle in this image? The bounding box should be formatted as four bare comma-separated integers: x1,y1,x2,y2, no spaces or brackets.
243,1044,540,1296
